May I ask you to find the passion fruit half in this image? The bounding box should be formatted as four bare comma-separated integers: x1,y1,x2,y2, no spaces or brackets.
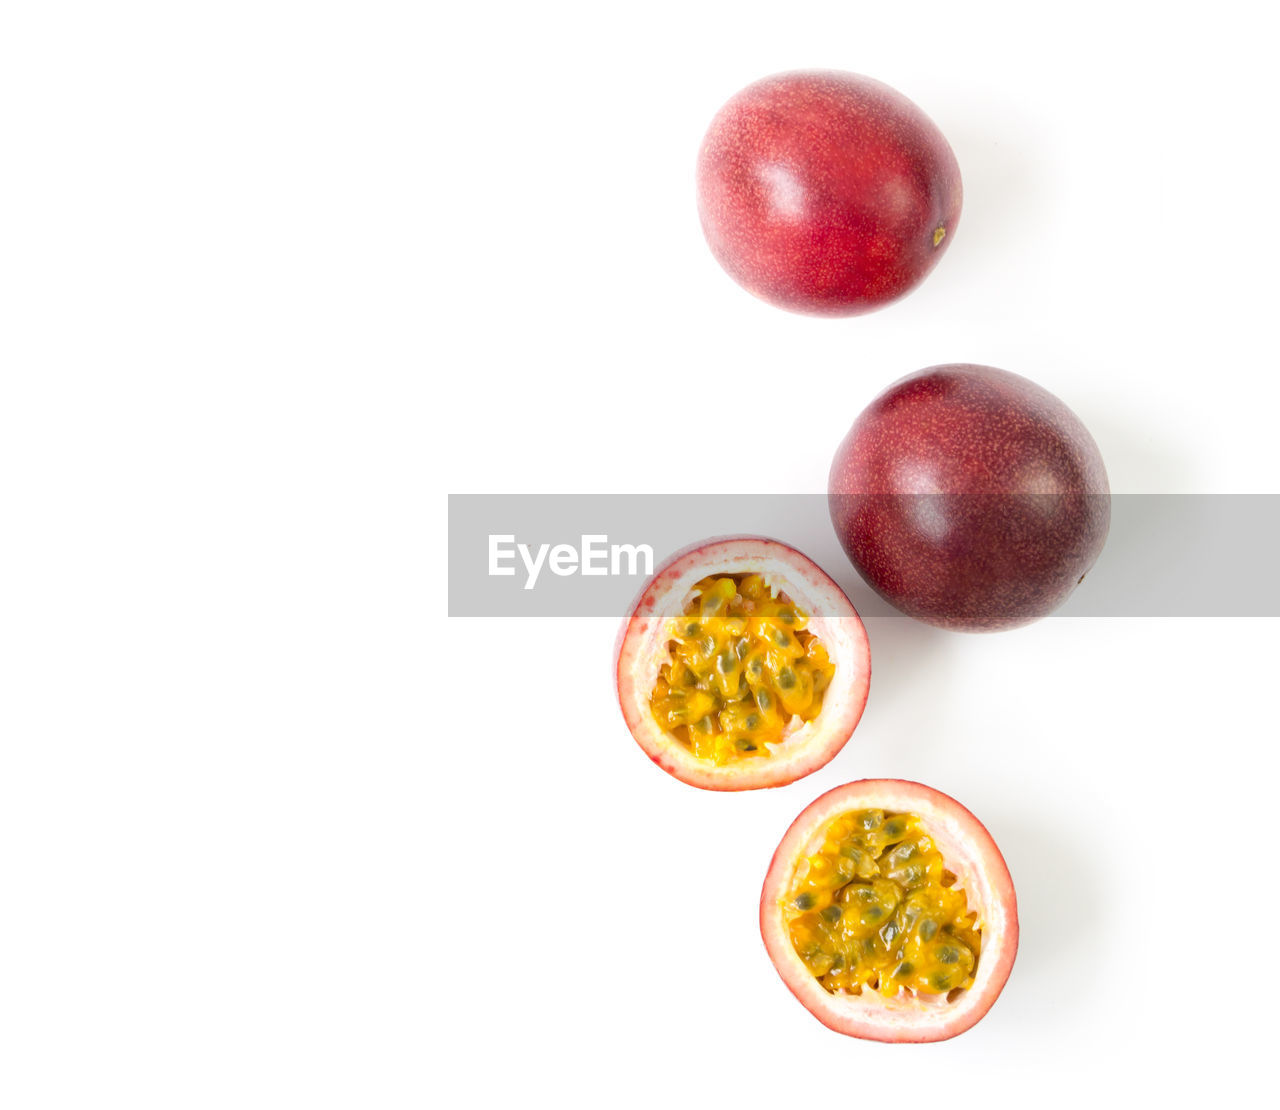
615,537,870,791
761,779,1017,1041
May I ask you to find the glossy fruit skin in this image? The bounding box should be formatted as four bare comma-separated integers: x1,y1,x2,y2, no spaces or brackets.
615,537,870,791
829,365,1110,632
696,71,962,316
761,779,1018,1043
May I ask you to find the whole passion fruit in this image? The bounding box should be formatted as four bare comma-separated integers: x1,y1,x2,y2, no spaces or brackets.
761,779,1017,1043
696,70,962,316
829,364,1111,631
615,537,870,791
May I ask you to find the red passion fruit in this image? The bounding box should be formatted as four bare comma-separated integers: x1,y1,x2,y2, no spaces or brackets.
696,70,962,316
615,537,870,791
829,364,1111,631
761,779,1018,1043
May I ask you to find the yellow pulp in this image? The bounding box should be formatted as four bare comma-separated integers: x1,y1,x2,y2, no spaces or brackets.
786,809,981,998
649,575,835,765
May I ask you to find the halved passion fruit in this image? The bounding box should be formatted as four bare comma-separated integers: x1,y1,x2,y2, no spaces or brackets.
615,537,870,790
761,779,1018,1041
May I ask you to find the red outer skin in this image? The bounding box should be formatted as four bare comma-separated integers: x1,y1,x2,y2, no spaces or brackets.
696,71,962,316
761,779,1018,1043
615,536,870,791
829,364,1111,631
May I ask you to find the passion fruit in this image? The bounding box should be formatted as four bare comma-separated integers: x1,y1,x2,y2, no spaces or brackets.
615,537,870,791
696,70,962,316
761,779,1017,1042
829,364,1111,631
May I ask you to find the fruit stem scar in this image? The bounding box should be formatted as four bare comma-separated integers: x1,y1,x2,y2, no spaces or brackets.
932,226,947,248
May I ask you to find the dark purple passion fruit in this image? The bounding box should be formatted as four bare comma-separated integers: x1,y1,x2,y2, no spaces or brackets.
828,364,1110,631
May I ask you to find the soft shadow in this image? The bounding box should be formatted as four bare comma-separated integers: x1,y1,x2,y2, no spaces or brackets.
1075,406,1193,494
848,615,961,768
930,94,1048,273
981,806,1105,1026
859,615,952,714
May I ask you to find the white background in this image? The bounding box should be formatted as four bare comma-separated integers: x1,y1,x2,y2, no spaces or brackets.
2,1,1276,1106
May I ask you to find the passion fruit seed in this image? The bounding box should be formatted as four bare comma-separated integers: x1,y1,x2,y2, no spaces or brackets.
649,575,835,765
785,809,981,998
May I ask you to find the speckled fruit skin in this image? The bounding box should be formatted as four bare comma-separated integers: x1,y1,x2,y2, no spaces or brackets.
615,537,870,791
761,779,1018,1043
696,71,962,316
828,365,1111,632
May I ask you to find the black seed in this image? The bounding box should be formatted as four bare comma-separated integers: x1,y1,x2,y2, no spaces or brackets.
894,961,914,979
778,607,796,625
829,952,844,971
884,819,905,837
937,946,960,964
863,906,883,922
745,714,761,730
772,629,791,648
820,905,842,923
795,893,815,911
777,668,796,690
735,739,757,752
683,621,701,637
755,689,771,712
920,919,938,941
716,649,735,674
929,972,953,991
